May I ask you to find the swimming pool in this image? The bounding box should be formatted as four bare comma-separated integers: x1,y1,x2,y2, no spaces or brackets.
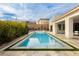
7,31,75,50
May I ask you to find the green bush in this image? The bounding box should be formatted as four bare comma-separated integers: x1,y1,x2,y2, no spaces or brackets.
0,20,29,44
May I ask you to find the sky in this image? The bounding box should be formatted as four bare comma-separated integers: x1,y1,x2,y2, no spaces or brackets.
0,3,79,21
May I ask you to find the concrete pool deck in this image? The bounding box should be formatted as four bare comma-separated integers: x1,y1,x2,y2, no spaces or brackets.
0,31,79,56
1,51,79,56
48,32,79,49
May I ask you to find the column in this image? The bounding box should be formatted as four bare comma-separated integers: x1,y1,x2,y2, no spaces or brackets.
65,18,73,38
53,22,57,35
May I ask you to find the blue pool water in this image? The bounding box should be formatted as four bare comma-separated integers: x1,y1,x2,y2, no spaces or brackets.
10,31,73,49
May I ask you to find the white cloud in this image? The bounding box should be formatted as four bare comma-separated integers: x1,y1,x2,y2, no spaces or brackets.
0,3,79,21
0,4,17,14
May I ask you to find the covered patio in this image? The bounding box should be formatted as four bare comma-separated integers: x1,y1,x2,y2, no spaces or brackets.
50,6,79,38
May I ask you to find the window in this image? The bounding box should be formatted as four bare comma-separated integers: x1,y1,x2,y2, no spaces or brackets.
58,24,61,30
50,25,52,31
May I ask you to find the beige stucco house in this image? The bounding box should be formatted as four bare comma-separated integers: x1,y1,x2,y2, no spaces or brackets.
49,6,79,38
27,18,49,31
36,18,49,30
36,18,49,24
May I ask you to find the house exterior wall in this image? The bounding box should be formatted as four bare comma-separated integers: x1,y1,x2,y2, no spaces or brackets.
49,21,53,32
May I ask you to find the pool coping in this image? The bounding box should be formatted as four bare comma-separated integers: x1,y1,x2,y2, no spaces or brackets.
4,31,79,51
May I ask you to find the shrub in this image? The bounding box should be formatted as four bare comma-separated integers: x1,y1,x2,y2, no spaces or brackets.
0,20,29,44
